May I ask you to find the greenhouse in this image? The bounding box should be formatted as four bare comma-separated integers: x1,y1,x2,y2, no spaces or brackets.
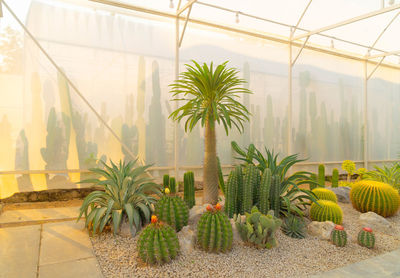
0,0,399,277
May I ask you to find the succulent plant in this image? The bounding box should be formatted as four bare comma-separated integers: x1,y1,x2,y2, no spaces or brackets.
350,180,400,217
155,195,189,232
225,169,239,218
357,227,375,249
342,160,355,182
216,156,225,195
312,188,337,203
163,174,170,190
331,225,347,247
310,200,343,224
270,174,281,217
259,168,272,214
169,177,177,194
183,171,195,209
197,204,233,253
281,214,306,239
318,164,325,187
235,206,282,249
242,164,258,213
331,168,339,188
137,215,180,265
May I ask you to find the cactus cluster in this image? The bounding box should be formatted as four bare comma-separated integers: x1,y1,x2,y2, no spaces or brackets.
163,174,176,193
310,200,343,224
358,227,375,249
155,195,189,232
331,225,347,247
318,164,325,187
281,214,306,239
312,188,337,203
350,180,400,217
137,215,180,265
331,168,339,188
196,204,233,253
235,207,282,249
183,171,195,209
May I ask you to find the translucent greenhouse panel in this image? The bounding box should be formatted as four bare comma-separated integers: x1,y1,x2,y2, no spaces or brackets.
292,48,364,163
179,23,289,166
368,66,400,161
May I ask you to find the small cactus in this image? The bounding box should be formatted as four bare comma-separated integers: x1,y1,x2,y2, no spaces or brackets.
196,204,233,253
183,171,195,209
318,164,325,187
163,174,169,190
331,168,339,188
169,177,176,193
155,195,189,232
358,227,375,249
331,225,347,247
310,200,343,224
312,188,337,203
137,217,180,265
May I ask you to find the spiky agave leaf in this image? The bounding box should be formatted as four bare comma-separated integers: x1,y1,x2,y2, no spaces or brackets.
281,214,306,239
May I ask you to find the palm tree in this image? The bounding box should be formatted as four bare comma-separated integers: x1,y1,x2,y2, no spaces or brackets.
169,61,251,204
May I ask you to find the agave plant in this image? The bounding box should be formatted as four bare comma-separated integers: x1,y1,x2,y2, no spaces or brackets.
363,163,400,192
77,160,162,235
231,141,318,216
281,214,306,239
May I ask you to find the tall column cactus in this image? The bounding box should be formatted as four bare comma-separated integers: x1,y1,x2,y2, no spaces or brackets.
259,168,272,214
183,171,195,208
270,174,281,217
242,164,257,213
225,169,238,218
318,164,325,187
331,168,339,188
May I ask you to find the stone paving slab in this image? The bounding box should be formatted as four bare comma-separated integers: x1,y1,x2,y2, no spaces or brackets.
0,206,80,227
39,257,103,278
312,249,400,278
40,220,94,266
0,225,41,278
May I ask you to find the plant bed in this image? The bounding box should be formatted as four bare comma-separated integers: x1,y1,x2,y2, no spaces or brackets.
90,203,400,278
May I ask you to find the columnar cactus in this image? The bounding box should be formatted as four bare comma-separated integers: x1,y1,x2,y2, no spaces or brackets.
259,168,272,214
310,200,343,224
183,171,195,209
270,174,281,217
318,164,325,187
137,215,180,265
163,174,169,190
350,180,400,217
357,227,375,249
236,166,244,214
331,168,339,188
312,188,338,203
235,206,282,249
155,195,189,232
225,169,238,218
169,177,177,194
331,225,347,247
242,164,258,213
197,204,233,253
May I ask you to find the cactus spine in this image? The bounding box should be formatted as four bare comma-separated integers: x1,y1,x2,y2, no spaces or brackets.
137,221,180,265
196,206,233,253
270,174,281,217
310,200,343,224
312,188,338,203
259,168,272,214
163,174,169,190
358,227,375,249
318,164,325,187
183,171,195,209
225,170,238,218
332,168,339,188
242,164,257,213
155,195,189,231
350,180,400,217
331,225,347,247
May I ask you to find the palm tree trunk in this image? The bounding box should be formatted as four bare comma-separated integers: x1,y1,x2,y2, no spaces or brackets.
203,120,219,204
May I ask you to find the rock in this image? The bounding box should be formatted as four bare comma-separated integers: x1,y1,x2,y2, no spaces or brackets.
188,204,208,228
119,220,137,237
358,212,392,234
178,226,196,253
330,187,351,203
307,221,335,240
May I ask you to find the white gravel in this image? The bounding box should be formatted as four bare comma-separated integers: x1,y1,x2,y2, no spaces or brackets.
91,203,400,278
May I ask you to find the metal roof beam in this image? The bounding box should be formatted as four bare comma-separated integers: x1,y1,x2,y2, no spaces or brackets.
293,3,400,41
177,0,197,16
368,49,400,59
367,11,399,54
293,0,313,35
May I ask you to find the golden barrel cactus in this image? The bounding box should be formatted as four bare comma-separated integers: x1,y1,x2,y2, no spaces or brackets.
350,180,400,217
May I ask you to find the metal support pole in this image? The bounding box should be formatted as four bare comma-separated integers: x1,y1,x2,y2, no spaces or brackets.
288,27,293,156
174,13,180,185
363,61,368,169
291,36,309,66
293,0,313,36
178,4,192,47
367,56,385,80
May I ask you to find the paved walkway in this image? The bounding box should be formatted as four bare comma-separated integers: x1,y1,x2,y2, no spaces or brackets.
0,207,103,278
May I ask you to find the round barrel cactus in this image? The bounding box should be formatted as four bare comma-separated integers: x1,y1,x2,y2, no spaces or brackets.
310,200,343,224
312,188,337,203
357,227,375,249
350,180,400,217
137,215,180,265
331,225,347,247
197,204,233,253
155,195,189,231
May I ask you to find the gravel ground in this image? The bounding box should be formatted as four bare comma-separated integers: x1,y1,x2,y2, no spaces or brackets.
91,203,400,278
